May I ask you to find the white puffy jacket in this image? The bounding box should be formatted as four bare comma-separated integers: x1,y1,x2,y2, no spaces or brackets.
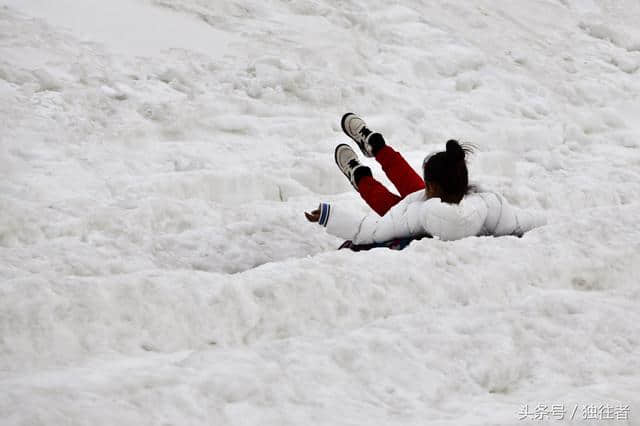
317,190,546,244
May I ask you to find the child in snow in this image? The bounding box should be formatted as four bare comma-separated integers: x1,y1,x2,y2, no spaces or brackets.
305,113,545,246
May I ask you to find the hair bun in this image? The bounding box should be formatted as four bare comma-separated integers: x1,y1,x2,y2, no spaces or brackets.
445,139,465,162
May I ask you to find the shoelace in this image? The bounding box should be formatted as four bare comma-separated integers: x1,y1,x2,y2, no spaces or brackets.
358,126,371,139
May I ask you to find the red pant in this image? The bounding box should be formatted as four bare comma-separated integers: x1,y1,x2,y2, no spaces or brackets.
358,145,426,216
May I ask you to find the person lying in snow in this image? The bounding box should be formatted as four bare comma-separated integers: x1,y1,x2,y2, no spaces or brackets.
305,113,546,249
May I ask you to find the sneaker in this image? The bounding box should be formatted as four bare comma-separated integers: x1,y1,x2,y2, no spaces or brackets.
334,144,367,191
341,112,377,157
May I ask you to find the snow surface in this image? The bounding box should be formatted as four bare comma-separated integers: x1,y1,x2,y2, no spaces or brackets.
1,0,640,424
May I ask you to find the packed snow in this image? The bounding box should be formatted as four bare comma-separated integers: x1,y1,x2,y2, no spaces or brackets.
1,0,640,424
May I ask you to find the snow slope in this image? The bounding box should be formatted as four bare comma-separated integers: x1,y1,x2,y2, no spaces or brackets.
1,0,640,424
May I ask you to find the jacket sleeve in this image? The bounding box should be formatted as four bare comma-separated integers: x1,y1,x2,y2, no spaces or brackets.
316,203,366,241
512,207,547,236
484,194,547,237
316,202,414,244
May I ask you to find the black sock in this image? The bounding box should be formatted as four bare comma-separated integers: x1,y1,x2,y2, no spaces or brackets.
353,165,372,184
368,133,386,156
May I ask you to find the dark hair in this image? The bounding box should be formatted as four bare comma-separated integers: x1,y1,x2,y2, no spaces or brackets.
423,140,472,204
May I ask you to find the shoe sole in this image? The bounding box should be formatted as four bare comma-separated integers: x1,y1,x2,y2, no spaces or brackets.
334,143,360,191
334,143,354,173
340,112,356,140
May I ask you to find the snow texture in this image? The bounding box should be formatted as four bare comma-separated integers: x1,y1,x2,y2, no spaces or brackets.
1,0,640,425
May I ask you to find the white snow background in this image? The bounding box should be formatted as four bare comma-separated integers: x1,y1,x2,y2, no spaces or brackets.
1,0,640,425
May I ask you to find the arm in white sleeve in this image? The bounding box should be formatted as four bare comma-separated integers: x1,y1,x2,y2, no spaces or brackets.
317,203,366,241
513,208,547,236
317,202,413,244
490,194,547,237
351,211,402,244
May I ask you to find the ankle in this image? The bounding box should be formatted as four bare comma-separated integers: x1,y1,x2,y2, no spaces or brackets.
353,165,372,185
368,133,386,156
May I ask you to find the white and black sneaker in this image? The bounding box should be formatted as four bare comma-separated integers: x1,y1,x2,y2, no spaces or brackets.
334,144,369,191
341,112,381,157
